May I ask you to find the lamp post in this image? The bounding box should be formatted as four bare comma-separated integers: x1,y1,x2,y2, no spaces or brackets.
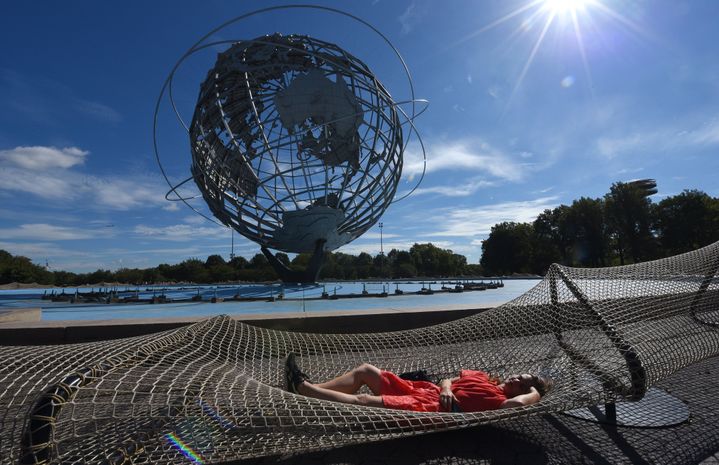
379,223,384,254
379,222,384,278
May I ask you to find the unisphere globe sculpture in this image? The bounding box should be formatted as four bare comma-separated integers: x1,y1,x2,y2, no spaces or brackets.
155,7,426,282
190,33,402,255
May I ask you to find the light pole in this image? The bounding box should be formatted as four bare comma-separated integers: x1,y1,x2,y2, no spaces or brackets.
379,222,384,279
379,222,384,256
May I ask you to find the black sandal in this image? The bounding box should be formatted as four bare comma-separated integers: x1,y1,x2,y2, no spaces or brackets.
285,353,310,393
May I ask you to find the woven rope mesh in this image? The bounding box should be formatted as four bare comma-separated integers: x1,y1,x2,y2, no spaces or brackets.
1,241,718,464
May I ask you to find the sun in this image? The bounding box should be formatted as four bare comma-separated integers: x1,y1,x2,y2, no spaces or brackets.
542,0,594,15
447,0,645,113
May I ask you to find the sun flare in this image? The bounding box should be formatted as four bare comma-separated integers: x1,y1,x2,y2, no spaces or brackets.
447,0,647,114
542,0,594,15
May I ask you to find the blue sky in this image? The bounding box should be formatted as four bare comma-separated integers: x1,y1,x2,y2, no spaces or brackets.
1,0,718,272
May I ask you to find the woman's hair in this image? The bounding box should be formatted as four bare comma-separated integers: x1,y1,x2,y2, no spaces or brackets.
531,375,553,396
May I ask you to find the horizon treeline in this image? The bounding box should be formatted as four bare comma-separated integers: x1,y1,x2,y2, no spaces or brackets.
2,183,718,286
480,184,719,275
0,242,474,286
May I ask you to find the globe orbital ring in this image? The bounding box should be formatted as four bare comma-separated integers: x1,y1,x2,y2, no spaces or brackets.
154,5,427,229
162,37,428,208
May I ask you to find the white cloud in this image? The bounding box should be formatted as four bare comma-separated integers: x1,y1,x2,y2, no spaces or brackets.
0,167,81,200
398,1,427,34
133,223,228,242
92,177,167,210
467,74,473,84
424,196,559,237
688,120,719,145
0,241,63,258
337,239,417,256
361,232,401,240
182,215,207,225
531,186,554,194
74,100,123,123
1,70,122,125
403,139,531,183
595,117,719,158
0,145,172,210
411,179,495,197
596,133,645,159
0,146,87,170
0,223,101,241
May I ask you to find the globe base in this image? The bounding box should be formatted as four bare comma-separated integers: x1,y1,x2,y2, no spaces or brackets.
261,239,326,284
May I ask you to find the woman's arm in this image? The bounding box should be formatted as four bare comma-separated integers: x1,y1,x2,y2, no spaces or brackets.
499,386,541,409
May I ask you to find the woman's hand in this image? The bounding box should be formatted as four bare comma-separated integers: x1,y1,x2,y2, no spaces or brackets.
439,386,457,412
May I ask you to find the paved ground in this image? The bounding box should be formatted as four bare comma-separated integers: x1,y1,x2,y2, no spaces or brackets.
236,355,719,465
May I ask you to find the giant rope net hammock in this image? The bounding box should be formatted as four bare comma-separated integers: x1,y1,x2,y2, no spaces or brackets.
1,241,718,464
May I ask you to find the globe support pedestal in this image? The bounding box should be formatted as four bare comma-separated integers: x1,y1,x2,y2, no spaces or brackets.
261,240,326,284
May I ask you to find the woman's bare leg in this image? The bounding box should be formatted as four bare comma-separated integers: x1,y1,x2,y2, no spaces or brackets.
314,363,384,395
297,381,384,407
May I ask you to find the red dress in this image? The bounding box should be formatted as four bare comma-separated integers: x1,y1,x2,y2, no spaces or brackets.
380,369,507,412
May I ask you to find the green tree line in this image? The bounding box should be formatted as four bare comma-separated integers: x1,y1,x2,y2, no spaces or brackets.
480,185,719,275
0,243,477,286
3,184,718,285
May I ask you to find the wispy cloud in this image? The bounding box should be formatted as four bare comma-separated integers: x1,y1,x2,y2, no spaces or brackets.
337,239,418,256
398,1,428,34
403,138,533,183
424,196,559,237
595,117,719,158
133,223,228,242
0,241,67,258
0,69,122,125
688,119,719,145
596,133,646,158
360,232,401,240
411,179,495,197
0,223,104,241
74,100,123,123
0,146,87,170
0,145,171,210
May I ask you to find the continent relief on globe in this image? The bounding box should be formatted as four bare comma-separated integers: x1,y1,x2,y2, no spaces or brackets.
274,68,363,169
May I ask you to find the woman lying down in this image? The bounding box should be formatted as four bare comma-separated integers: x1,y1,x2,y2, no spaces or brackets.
285,353,552,412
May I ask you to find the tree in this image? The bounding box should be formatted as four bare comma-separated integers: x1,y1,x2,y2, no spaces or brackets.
532,207,572,268
566,197,608,267
371,254,389,278
176,259,209,283
272,253,290,267
531,209,564,272
604,182,656,264
480,222,534,275
355,252,373,279
229,256,249,270
388,249,416,278
655,190,719,255
205,254,226,267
